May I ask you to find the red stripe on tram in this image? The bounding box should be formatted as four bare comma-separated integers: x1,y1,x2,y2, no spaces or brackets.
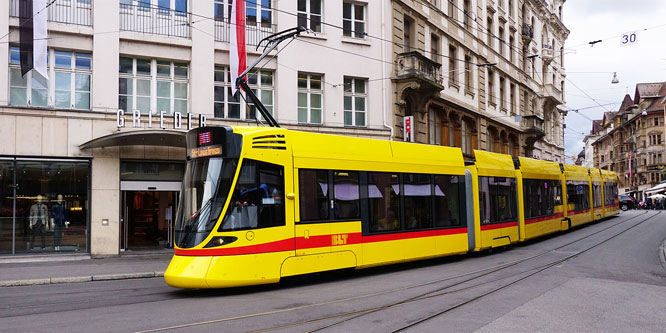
525,212,564,225
480,221,518,231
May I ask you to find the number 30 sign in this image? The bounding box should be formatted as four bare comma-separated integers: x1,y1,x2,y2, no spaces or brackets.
621,32,637,46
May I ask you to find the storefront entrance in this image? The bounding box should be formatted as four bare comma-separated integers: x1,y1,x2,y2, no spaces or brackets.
121,190,178,250
119,161,184,251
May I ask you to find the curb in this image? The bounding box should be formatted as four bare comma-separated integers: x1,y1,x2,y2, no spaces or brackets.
0,271,165,287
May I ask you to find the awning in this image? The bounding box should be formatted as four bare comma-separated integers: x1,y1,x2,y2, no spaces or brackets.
79,130,186,150
645,182,666,195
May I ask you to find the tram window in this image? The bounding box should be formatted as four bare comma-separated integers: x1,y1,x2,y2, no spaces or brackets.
299,169,329,221
592,183,603,208
333,171,360,220
479,176,517,224
404,174,432,229
523,179,560,219
368,172,400,232
219,159,285,231
566,181,590,211
434,175,462,227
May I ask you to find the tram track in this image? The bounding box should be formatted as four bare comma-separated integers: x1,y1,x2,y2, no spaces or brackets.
136,210,656,333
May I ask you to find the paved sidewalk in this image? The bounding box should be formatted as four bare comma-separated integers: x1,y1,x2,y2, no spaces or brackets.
0,251,173,287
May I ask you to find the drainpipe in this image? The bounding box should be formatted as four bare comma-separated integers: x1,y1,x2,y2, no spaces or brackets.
380,0,394,140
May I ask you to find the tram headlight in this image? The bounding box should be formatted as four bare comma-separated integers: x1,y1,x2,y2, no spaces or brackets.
203,236,238,248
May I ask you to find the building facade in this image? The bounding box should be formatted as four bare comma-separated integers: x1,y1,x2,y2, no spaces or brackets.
0,0,568,257
592,82,666,199
390,0,568,161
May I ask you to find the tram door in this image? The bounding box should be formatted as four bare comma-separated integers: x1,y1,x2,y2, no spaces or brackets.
120,184,179,251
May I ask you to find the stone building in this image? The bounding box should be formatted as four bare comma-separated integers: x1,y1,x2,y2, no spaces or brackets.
0,0,570,257
390,0,568,161
592,82,666,198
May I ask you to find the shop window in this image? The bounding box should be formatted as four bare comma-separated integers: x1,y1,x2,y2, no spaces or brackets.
0,160,89,254
9,47,91,109
119,57,188,115
479,176,518,224
220,159,285,230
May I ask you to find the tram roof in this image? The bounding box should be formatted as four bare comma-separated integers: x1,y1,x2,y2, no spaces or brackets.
268,128,467,174
562,164,590,181
517,156,562,180
473,150,516,178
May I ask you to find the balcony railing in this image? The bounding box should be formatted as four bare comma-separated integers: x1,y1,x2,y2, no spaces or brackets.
395,51,443,86
10,0,92,26
214,18,277,46
120,3,190,38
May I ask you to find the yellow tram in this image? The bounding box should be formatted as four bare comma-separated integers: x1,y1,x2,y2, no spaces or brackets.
164,126,619,289
164,27,619,289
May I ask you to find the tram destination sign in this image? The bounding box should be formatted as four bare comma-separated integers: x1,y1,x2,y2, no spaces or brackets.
190,145,223,158
116,109,206,130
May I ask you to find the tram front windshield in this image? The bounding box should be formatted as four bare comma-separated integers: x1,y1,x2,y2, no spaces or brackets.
175,157,238,248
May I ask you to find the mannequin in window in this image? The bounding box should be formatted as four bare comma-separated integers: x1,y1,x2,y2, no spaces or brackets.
29,195,49,250
51,194,68,251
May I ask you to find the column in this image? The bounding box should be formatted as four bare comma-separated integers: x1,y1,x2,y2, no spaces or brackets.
190,0,214,117
91,0,119,112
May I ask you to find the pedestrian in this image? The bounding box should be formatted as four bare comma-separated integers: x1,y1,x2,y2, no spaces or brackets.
647,197,653,210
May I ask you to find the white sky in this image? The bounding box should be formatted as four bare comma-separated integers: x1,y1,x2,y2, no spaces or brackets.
562,0,666,161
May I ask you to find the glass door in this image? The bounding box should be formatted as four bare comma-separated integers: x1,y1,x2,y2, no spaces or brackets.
121,190,178,251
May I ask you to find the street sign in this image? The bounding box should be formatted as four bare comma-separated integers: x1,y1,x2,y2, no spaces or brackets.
621,31,637,46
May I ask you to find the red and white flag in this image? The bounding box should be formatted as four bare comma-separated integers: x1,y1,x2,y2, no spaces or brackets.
230,0,246,96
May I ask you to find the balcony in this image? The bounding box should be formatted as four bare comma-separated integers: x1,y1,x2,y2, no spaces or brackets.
522,114,545,136
521,23,533,42
214,18,277,46
542,45,554,63
120,2,190,38
543,83,564,105
394,51,443,90
10,0,92,26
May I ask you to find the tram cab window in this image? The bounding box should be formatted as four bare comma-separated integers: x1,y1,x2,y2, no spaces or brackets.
479,176,517,224
434,175,463,227
368,172,401,232
219,159,285,231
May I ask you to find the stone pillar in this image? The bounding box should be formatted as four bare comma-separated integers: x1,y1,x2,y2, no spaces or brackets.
190,0,214,117
92,0,119,112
